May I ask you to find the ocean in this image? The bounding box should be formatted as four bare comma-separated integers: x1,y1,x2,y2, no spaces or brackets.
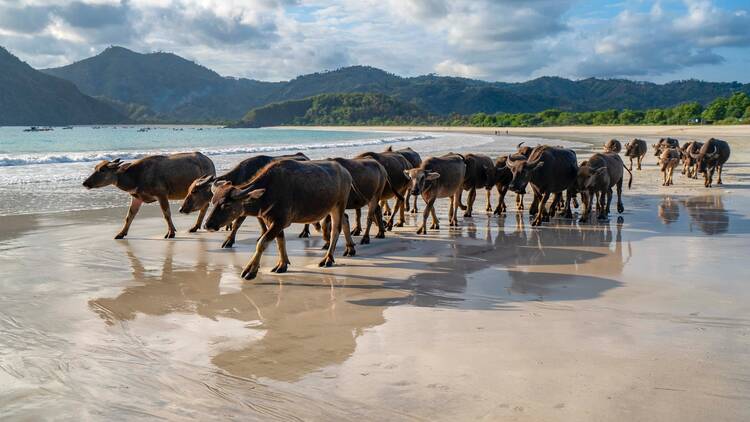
0,126,579,215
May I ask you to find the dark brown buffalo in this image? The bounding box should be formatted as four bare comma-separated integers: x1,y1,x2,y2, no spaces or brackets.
83,152,215,239
658,148,681,186
355,151,410,229
404,154,466,234
385,146,422,213
179,152,310,246
204,160,356,280
624,138,647,170
680,141,703,178
654,137,680,157
503,146,578,226
575,152,632,222
326,157,388,245
460,153,495,217
690,138,731,187
603,139,622,153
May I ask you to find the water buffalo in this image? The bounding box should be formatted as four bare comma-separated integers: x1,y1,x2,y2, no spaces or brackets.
658,148,681,186
83,152,215,239
179,153,311,246
204,160,356,280
460,153,495,217
504,146,578,226
326,157,388,245
603,139,622,153
654,137,680,157
576,152,632,222
355,151,410,229
624,139,647,170
404,154,466,234
385,146,422,213
690,138,731,187
680,141,703,179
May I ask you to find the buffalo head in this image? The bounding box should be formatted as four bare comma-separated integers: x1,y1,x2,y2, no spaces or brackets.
83,158,125,189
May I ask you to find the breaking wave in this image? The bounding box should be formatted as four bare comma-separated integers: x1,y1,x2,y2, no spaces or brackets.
0,134,435,167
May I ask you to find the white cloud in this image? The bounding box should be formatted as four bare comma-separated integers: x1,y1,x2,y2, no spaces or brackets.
0,0,749,81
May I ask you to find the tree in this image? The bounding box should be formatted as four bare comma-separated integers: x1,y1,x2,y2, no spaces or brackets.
725,92,750,119
702,97,728,122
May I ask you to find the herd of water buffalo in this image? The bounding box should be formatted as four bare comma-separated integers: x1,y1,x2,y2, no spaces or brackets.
81,137,730,280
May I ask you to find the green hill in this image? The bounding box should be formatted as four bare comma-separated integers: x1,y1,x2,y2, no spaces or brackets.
0,47,127,126
39,46,750,123
232,93,427,127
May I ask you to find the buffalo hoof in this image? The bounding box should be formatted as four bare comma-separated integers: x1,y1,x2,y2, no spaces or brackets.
225,224,233,231
617,203,624,213
321,242,330,250
319,256,335,267
564,211,573,219
271,262,288,273
394,221,404,228
298,230,310,238
360,235,370,245
430,222,440,230
383,210,392,217
114,233,126,240
165,231,176,239
188,226,200,233
375,231,385,239
717,181,723,185
597,214,607,220
416,226,426,235
350,228,362,236
578,216,588,223
221,238,235,248
241,266,258,280
343,246,356,257
385,222,394,231
463,212,472,218
410,208,418,214
449,220,458,227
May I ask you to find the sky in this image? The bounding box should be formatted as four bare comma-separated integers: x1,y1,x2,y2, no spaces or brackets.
1,0,749,83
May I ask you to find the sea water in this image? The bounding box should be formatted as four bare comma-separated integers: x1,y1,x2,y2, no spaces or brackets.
0,125,580,215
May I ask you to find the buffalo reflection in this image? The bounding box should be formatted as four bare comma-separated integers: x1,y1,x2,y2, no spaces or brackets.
658,197,680,225
682,195,729,235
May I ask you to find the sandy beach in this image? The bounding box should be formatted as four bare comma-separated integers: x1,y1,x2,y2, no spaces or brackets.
2,126,750,420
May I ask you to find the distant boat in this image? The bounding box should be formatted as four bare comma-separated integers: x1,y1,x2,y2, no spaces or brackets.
62,126,73,130
23,126,54,132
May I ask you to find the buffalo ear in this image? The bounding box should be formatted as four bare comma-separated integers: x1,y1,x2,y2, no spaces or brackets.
594,167,607,176
425,172,441,181
211,180,230,194
403,170,412,180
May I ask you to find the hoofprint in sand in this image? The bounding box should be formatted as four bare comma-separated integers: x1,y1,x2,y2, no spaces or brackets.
1,127,750,421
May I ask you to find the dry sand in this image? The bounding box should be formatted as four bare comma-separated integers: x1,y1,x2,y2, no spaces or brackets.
2,126,750,421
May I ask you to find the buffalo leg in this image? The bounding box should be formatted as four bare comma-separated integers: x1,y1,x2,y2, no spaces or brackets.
321,216,331,250
374,205,386,239
115,197,143,239
341,213,356,257
516,193,524,211
320,207,344,267
717,165,723,185
189,204,208,233
362,199,381,244
430,205,440,230
222,216,246,248
494,185,507,215
564,190,574,218
579,191,591,223
382,200,391,216
604,188,613,216
485,189,493,212
298,224,311,238
629,157,634,172
417,197,436,234
532,193,549,226
616,179,624,213
411,194,419,214
351,208,363,236
464,188,476,217
241,223,283,280
397,195,406,227
157,196,176,239
450,192,460,226
271,230,290,274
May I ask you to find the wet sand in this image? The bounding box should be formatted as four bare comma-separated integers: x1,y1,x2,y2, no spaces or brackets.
2,128,750,420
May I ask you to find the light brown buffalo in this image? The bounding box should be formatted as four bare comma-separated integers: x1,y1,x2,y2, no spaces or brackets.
658,148,681,186
83,152,215,239
204,159,355,280
603,139,622,153
624,138,648,170
404,153,466,234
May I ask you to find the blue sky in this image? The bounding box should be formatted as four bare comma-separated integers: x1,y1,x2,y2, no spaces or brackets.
1,0,748,83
